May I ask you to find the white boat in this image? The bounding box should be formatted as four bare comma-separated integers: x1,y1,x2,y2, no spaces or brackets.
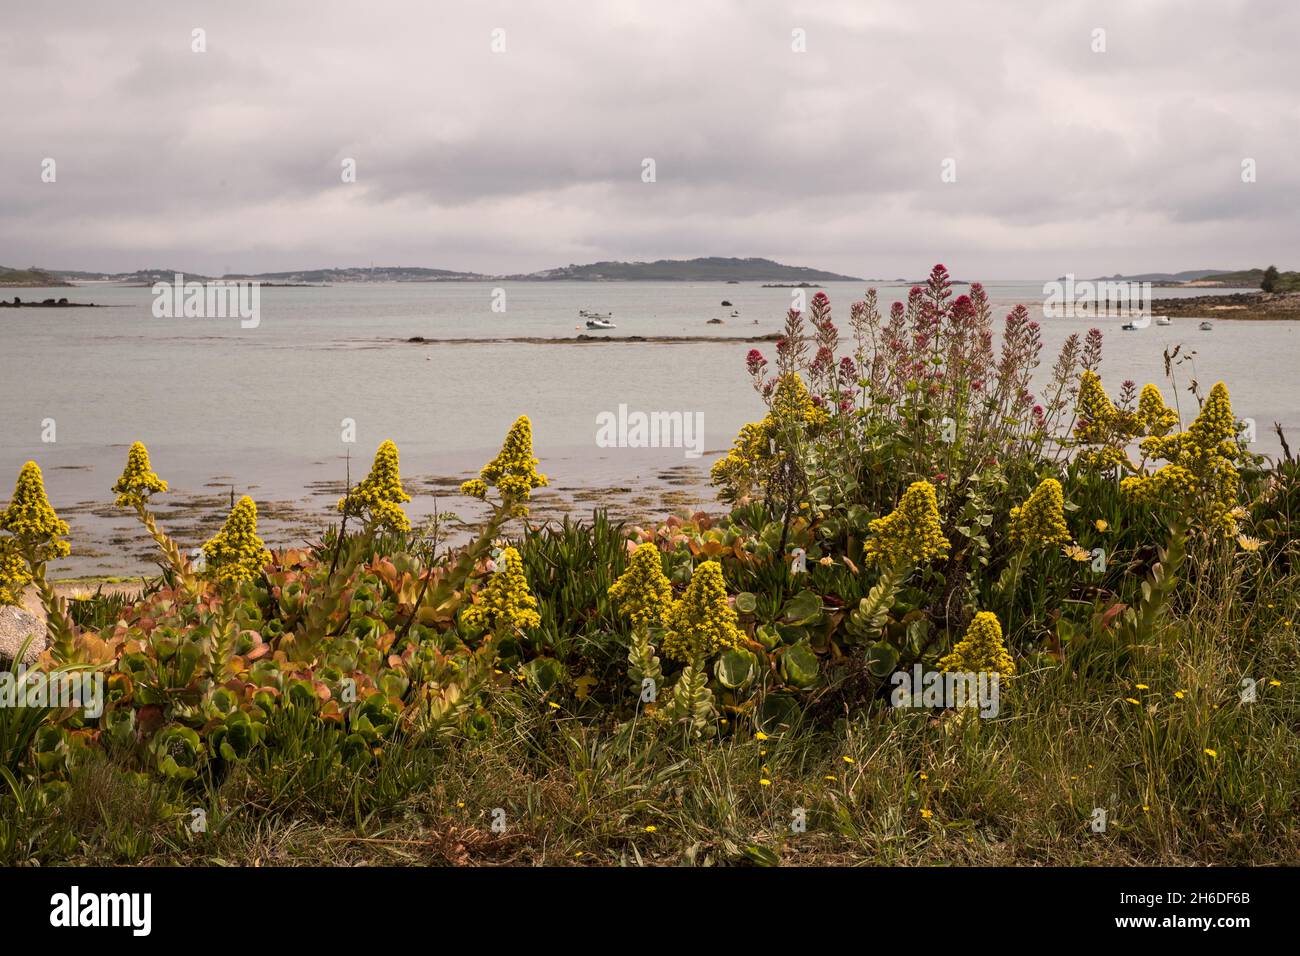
1121,322,1138,331
585,318,616,329
1199,321,1214,331
1156,316,1171,326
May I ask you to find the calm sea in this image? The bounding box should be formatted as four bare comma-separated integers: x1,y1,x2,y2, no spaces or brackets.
0,280,1288,575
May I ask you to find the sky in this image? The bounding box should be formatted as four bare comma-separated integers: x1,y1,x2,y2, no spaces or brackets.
2,0,1297,279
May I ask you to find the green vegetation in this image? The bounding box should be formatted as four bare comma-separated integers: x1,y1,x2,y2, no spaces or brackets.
3,266,1298,866
0,266,70,287
1204,266,1300,292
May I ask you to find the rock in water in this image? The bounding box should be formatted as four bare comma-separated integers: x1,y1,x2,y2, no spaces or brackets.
0,606,47,666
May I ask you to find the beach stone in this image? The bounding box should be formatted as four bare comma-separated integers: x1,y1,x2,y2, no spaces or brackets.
0,606,47,666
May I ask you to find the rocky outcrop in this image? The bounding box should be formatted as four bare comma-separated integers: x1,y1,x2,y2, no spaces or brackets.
0,606,47,666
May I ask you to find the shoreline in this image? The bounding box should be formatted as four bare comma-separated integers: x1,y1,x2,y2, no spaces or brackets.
1151,290,1300,321
400,331,782,345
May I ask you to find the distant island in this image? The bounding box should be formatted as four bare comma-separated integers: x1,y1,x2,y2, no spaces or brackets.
512,257,861,282
0,266,72,287
2,256,862,286
1075,267,1299,292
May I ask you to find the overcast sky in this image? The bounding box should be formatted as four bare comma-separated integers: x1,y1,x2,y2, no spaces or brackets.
2,0,1296,279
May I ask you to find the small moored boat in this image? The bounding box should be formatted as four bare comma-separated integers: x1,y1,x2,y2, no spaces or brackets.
1155,316,1171,326
1199,321,1214,331
585,317,616,329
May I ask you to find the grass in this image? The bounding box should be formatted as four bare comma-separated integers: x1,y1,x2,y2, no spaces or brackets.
7,563,1297,867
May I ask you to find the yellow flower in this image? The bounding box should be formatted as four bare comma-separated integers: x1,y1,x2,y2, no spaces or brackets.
461,546,541,635
608,542,673,628
711,374,827,503
919,808,933,819
754,731,769,741
1268,679,1281,687
1136,383,1179,436
0,537,32,606
1236,535,1262,553
112,441,168,507
1135,683,1149,690
1122,382,1242,536
1203,748,1217,759
643,825,657,832
937,611,1015,676
863,480,950,566
338,439,411,532
1,461,71,562
1008,478,1072,549
1126,697,1141,705
661,560,743,663
759,779,772,786
1174,690,1185,699
470,416,547,515
547,701,560,710
201,496,270,584
919,772,928,780
842,756,854,764
1094,519,1109,533
1062,543,1090,562
459,477,488,499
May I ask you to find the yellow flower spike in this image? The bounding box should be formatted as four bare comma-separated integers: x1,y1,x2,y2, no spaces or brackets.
937,611,1015,676
460,546,541,635
201,496,270,585
1136,383,1179,436
112,441,168,507
862,480,950,566
338,439,411,532
1008,478,1072,549
0,538,32,607
608,542,673,628
661,560,744,663
1122,382,1242,537
1,461,71,561
470,415,547,515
